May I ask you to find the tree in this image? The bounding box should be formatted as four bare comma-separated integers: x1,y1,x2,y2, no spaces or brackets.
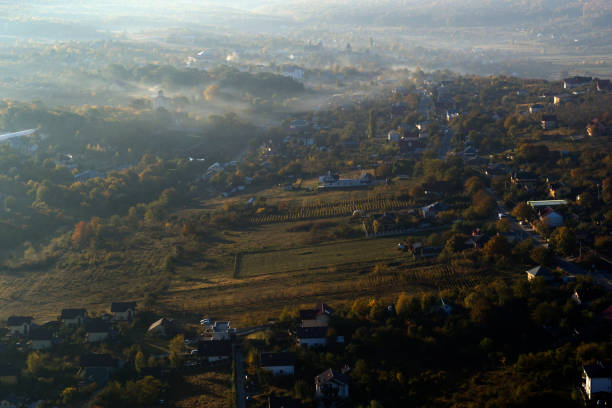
203,84,220,101
367,108,376,139
444,233,467,253
168,334,185,368
496,218,510,233
530,246,552,265
135,351,146,373
472,190,496,218
512,202,535,221
464,176,486,196
4,195,15,211
549,226,575,256
71,221,90,248
483,235,512,258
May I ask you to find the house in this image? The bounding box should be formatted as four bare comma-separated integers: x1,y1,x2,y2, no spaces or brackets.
268,395,300,408
563,76,592,89
510,172,539,190
60,308,87,326
541,114,557,130
315,368,350,402
421,202,449,218
529,104,544,114
596,78,612,92
29,329,53,350
547,182,569,199
318,171,373,189
111,301,136,321
0,365,19,385
553,94,572,106
260,352,296,375
583,363,612,401
587,118,610,137
539,206,563,228
197,340,232,362
85,319,111,343
147,318,176,337
153,90,172,110
465,230,490,249
387,130,401,142
300,303,334,327
6,316,33,335
211,321,233,340
79,354,118,385
297,326,328,348
526,266,553,281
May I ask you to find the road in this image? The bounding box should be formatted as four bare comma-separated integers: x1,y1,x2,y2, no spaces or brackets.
438,127,453,159
235,348,246,408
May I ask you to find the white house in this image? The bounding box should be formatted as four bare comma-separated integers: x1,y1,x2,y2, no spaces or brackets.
211,321,233,340
110,302,136,321
85,320,111,343
60,308,87,326
300,303,334,328
297,326,327,348
6,316,33,336
315,368,350,402
260,352,295,376
583,363,612,400
29,330,53,350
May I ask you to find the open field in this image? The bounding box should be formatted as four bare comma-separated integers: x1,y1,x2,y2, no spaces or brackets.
168,366,233,408
238,237,411,277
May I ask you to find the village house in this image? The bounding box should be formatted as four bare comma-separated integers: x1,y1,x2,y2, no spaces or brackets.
583,362,612,402
421,202,449,218
197,340,232,363
526,266,553,281
60,308,87,326
510,171,539,190
529,104,544,114
318,171,373,189
153,90,172,110
110,301,136,321
563,76,592,89
211,321,233,340
596,78,612,92
315,368,350,404
541,114,557,130
85,319,111,343
147,317,176,337
29,329,53,350
0,365,19,386
260,352,296,376
539,206,564,228
6,316,33,336
79,354,118,385
268,395,300,408
300,303,334,327
587,118,610,137
387,130,401,142
297,326,328,348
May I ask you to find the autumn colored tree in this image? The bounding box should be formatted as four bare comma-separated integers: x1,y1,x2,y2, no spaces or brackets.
512,202,535,221
472,189,496,218
71,221,90,248
483,234,512,258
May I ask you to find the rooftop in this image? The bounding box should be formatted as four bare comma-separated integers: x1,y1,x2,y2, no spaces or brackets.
260,352,296,367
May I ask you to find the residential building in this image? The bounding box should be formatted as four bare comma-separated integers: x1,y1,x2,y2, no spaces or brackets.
529,104,544,114
596,78,612,92
29,329,53,350
297,326,327,348
539,206,564,228
583,363,612,401
315,368,350,403
197,340,232,362
268,395,300,408
526,266,553,281
111,302,136,321
147,317,175,337
563,76,592,89
260,352,296,376
79,354,118,385
421,202,449,218
510,172,539,190
387,130,401,142
300,303,334,328
60,308,87,326
85,319,111,343
153,90,172,110
541,114,558,130
6,316,33,336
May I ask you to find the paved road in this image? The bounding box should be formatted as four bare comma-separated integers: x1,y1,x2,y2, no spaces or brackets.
235,349,246,408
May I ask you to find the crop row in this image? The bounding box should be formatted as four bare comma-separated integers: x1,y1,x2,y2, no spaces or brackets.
251,199,413,224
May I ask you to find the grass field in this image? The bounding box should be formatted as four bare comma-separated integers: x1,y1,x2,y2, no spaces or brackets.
168,366,233,408
239,237,411,277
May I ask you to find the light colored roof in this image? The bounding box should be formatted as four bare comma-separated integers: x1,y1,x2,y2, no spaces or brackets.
527,200,568,207
0,129,37,142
